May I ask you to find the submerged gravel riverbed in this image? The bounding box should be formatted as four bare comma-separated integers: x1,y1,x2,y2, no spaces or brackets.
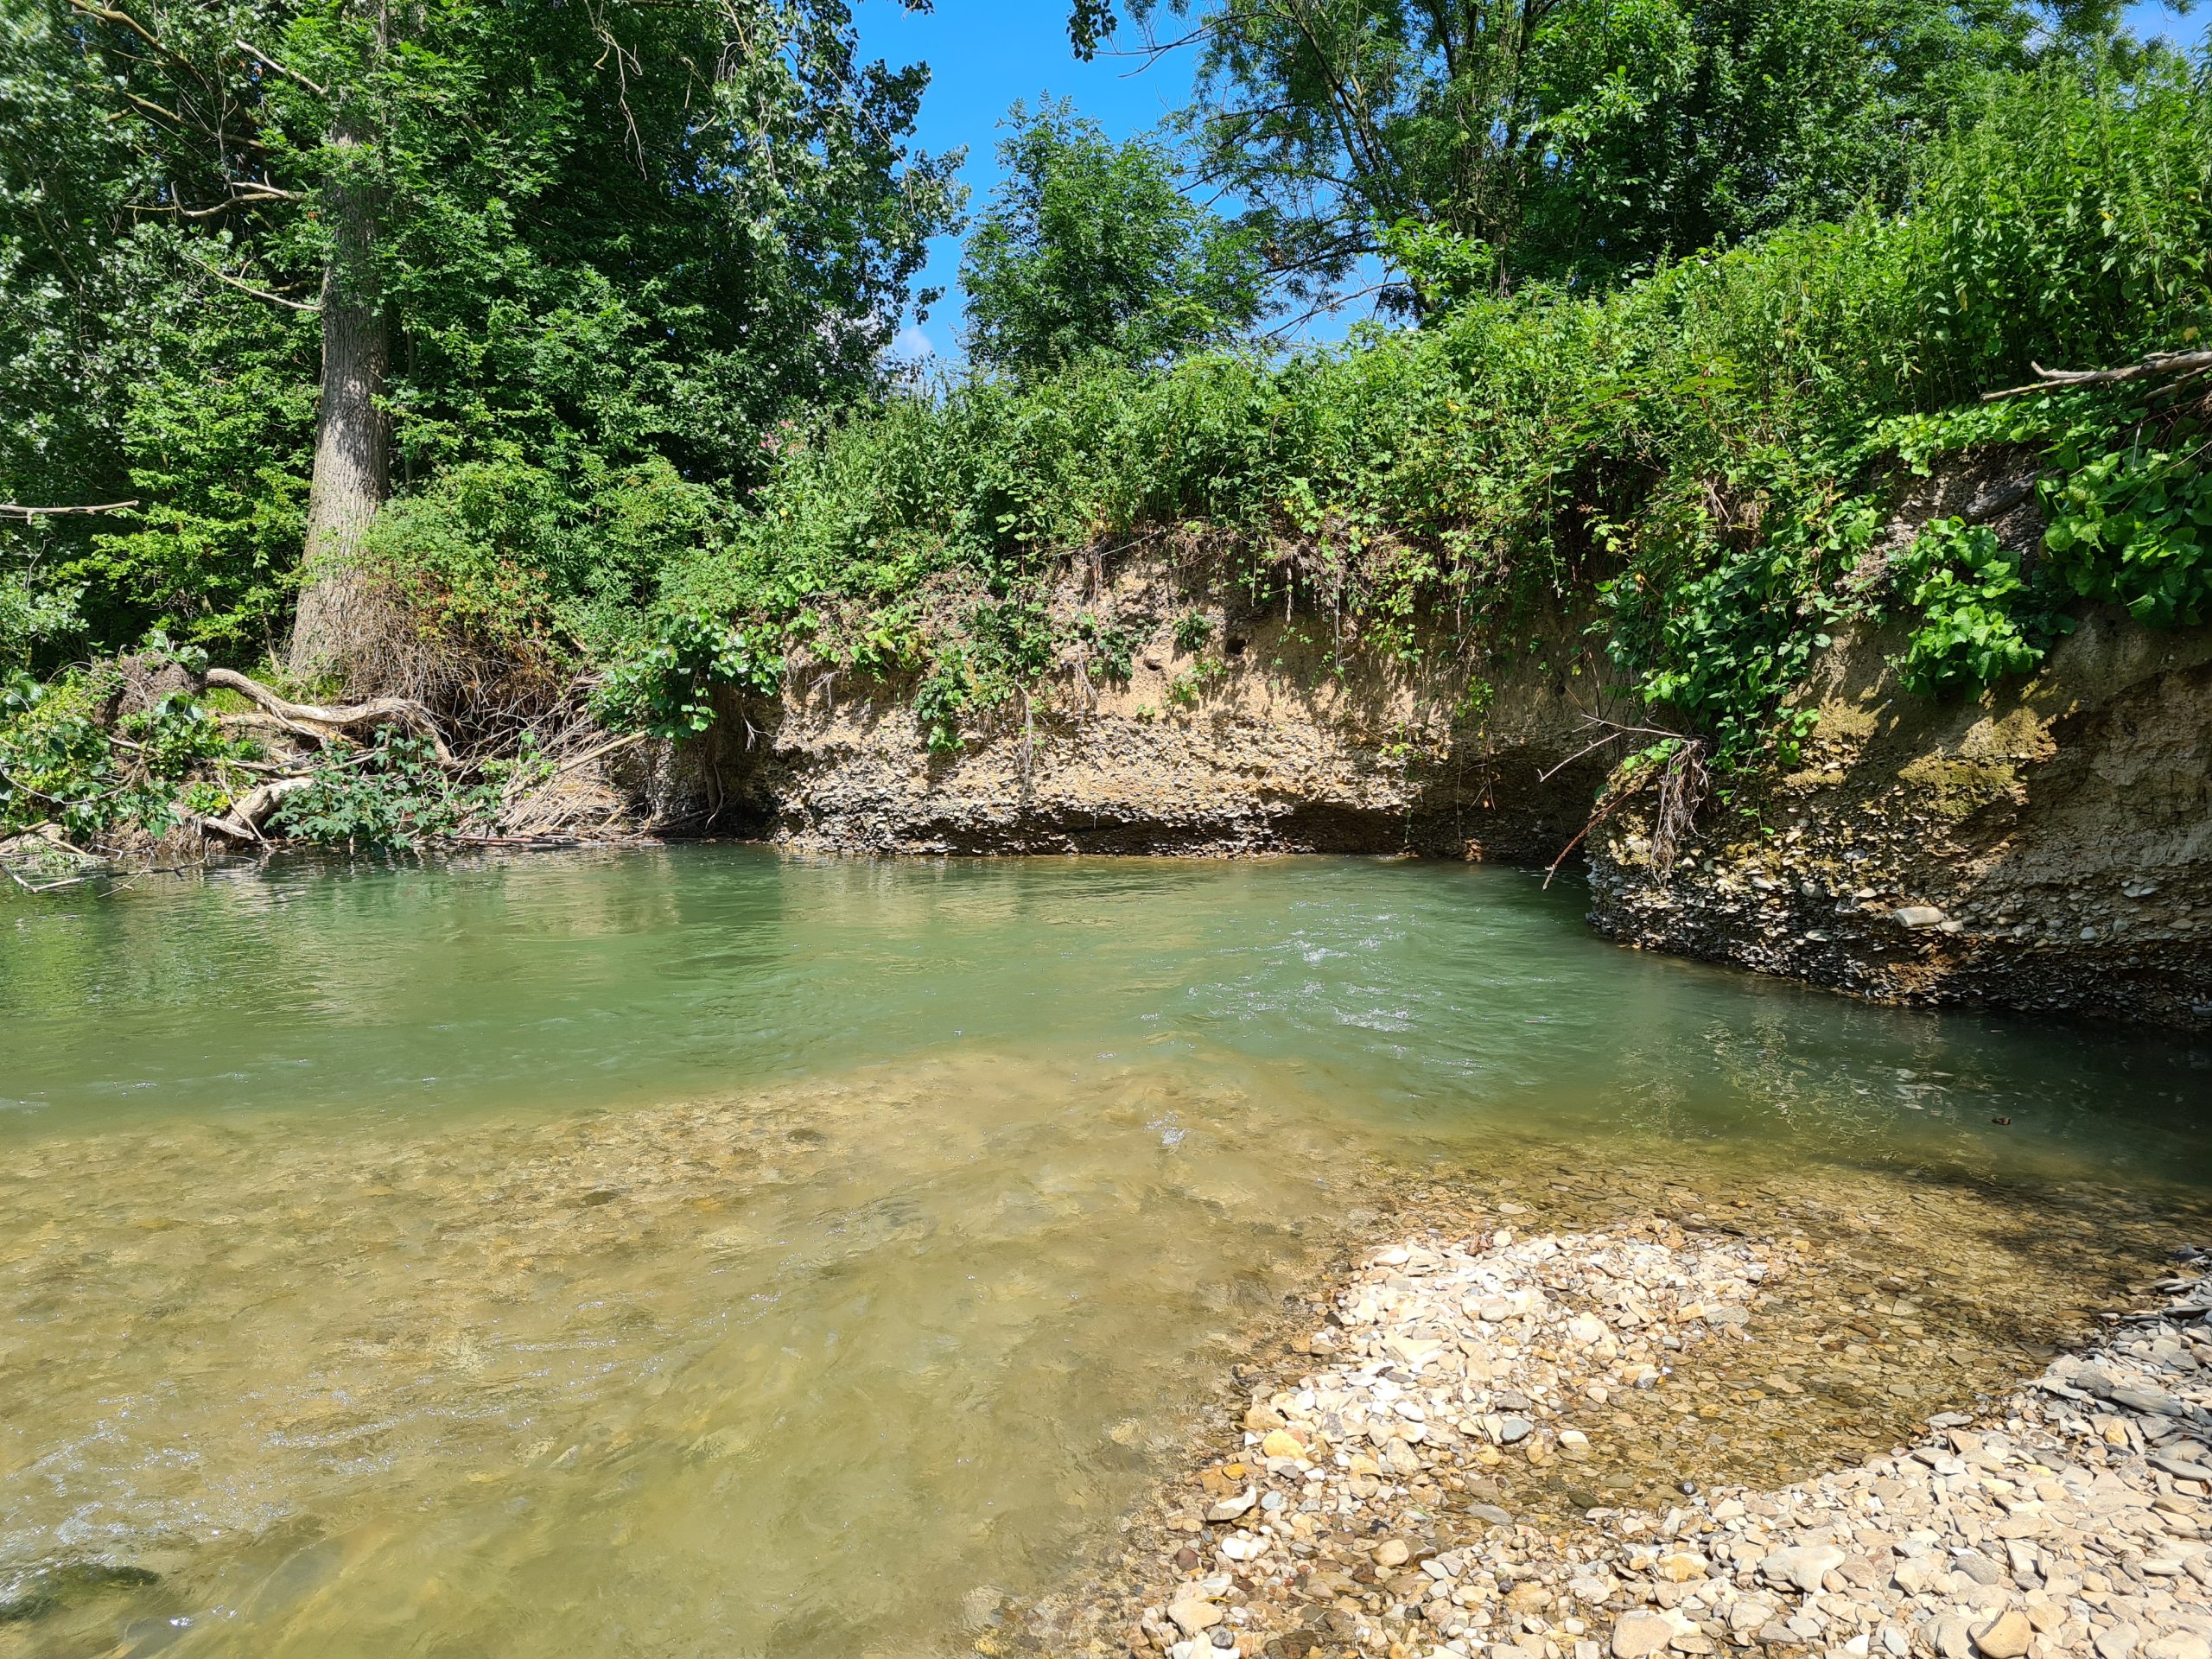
1038,1199,2212,1659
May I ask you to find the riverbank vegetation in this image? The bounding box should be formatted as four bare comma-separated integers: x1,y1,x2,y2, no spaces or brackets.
2,0,2207,857
615,62,2212,775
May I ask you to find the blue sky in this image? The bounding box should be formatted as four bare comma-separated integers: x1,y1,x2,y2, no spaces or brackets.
856,0,2207,361
856,0,1202,361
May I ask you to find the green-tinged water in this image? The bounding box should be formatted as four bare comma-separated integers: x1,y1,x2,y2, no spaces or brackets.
2,849,2207,1656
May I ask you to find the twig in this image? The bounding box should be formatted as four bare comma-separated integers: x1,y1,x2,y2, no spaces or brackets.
1535,715,1693,783
1982,349,2212,403
1541,727,1709,888
233,37,327,96
540,731,644,783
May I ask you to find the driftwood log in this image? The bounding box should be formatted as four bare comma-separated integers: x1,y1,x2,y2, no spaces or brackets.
195,775,316,842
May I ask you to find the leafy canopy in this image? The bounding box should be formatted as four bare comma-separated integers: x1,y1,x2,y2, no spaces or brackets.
960,99,1268,377
1068,0,2155,308
0,0,963,671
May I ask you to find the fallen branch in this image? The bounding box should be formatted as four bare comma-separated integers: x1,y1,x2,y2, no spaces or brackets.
1982,349,2212,403
539,730,644,785
0,499,138,519
206,668,452,765
3,861,103,893
196,774,315,842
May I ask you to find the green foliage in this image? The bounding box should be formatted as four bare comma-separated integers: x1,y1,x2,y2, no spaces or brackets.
1075,613,1137,683
359,458,725,672
961,100,1267,375
1165,654,1228,708
0,670,245,842
592,611,784,740
0,0,963,668
1609,490,1873,766
268,730,529,853
1892,517,2054,696
2040,439,2212,627
55,276,319,661
1172,611,1216,654
0,562,83,674
607,63,2212,772
1074,0,2094,308
911,598,1056,752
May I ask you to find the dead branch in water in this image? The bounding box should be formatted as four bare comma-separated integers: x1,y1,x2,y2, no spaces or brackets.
205,667,452,764
1542,718,1709,888
1982,349,2212,403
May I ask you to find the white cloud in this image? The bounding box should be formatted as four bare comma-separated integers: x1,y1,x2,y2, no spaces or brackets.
889,322,938,360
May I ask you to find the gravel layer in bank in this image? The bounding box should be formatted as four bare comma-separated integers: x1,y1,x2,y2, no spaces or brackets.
1038,1213,2212,1659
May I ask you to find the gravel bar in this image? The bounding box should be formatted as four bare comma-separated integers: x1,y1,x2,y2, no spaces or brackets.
1085,1221,2212,1659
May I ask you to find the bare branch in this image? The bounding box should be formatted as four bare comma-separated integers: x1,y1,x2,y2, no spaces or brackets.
3,860,104,894
234,38,327,98
1982,349,2212,403
0,499,138,519
183,251,321,312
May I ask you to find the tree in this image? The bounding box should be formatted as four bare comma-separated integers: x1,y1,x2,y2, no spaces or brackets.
1067,0,2120,307
0,0,962,679
960,99,1267,377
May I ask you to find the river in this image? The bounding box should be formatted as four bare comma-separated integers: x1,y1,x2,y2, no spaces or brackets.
3,849,2206,1656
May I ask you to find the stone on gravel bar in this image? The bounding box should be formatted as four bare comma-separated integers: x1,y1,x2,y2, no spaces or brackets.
1610,1610,1676,1657
1970,1607,2033,1657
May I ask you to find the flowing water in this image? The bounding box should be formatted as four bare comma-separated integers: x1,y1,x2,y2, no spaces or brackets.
2,849,2207,1657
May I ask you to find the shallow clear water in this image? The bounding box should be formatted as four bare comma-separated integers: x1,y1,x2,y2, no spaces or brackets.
2,849,2207,1656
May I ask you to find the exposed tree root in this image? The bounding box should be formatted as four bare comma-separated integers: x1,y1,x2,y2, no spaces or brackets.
205,667,452,764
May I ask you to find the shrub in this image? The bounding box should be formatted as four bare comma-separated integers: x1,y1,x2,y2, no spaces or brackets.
268,730,544,853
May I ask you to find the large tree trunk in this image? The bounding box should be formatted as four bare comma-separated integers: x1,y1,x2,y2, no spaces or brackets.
288,114,390,683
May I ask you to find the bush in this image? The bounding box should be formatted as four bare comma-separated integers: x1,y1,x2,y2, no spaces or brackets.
0,665,246,842
357,457,728,678
268,730,545,853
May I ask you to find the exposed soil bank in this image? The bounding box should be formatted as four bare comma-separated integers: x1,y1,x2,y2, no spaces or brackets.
1590,612,2212,1033
692,556,1613,864
672,543,2211,1032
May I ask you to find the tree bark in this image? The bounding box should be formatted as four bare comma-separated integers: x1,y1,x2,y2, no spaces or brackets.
288,111,389,683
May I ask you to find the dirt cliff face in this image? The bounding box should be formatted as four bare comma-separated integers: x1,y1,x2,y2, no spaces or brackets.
676,552,2212,1032
1587,611,2212,1030
705,557,1616,862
